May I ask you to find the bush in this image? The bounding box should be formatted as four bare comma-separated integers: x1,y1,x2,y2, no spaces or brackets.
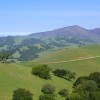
58,89,69,97
39,94,55,100
53,69,76,81
53,69,67,77
12,88,33,100
73,76,89,88
67,72,76,80
31,64,51,79
41,84,55,94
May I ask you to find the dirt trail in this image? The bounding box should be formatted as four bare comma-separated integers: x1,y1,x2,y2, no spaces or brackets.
44,56,100,64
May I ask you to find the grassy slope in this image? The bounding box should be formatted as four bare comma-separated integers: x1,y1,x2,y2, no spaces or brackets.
0,45,100,100
31,45,100,77
0,63,71,100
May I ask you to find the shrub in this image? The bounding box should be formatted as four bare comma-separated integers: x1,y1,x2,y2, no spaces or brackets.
31,64,51,79
53,69,67,77
73,76,88,88
53,69,76,81
41,84,55,94
12,88,33,100
58,89,69,97
67,72,76,80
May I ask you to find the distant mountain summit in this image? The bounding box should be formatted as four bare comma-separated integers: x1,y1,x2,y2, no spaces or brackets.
30,25,99,38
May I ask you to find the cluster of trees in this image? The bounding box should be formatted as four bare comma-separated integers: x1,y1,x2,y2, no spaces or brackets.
40,84,69,100
18,46,43,61
68,72,100,100
12,72,100,100
0,36,53,61
0,36,14,47
53,69,76,81
12,84,69,100
31,65,76,81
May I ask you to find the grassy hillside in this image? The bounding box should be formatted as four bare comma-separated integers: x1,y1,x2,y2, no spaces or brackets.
0,45,100,100
31,45,100,77
0,63,72,100
32,45,100,61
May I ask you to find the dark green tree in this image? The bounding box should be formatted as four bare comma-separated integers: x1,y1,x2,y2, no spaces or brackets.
41,84,55,94
58,89,69,97
12,88,33,100
31,64,51,79
73,76,89,88
53,69,67,77
67,72,76,80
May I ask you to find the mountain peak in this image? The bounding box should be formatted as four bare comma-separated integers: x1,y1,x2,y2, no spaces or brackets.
66,25,87,30
69,25,81,28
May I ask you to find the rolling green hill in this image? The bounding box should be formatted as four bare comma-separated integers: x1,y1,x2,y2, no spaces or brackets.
0,63,73,100
0,45,100,100
31,45,100,77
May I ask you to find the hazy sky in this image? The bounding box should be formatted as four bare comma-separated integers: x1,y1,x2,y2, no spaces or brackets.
0,0,100,36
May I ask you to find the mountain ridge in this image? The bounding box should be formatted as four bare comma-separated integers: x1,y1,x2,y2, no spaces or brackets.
30,25,99,37
0,25,100,61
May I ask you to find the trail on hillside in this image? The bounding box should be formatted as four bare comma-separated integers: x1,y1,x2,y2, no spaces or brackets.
44,56,100,64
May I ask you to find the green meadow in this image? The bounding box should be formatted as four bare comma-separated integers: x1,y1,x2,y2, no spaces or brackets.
0,63,73,100
0,45,100,100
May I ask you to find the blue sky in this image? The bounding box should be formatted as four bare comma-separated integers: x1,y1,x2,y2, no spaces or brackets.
0,0,100,36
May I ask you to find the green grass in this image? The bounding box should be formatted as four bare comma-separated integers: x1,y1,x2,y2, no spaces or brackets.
0,45,100,100
30,44,100,77
32,45,100,63
0,63,72,100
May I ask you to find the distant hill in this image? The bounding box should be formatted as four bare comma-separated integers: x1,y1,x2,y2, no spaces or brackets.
31,44,100,76
0,25,100,61
30,25,89,37
30,25,100,42
32,45,100,64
